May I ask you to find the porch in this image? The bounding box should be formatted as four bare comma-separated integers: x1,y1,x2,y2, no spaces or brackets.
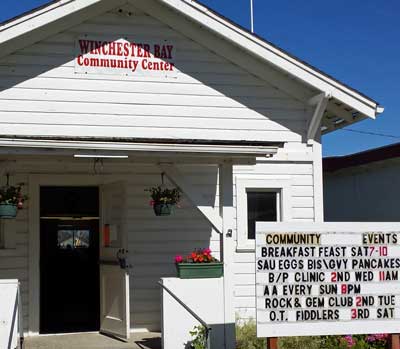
24,332,161,349
0,143,278,349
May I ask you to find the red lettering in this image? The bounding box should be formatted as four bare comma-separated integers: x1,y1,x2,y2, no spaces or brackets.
130,43,137,57
79,40,90,54
331,272,337,282
355,296,361,307
77,55,84,66
108,42,116,56
166,45,173,59
341,284,347,294
351,309,357,319
143,44,151,58
154,44,161,58
101,43,108,55
116,42,123,56
123,43,130,56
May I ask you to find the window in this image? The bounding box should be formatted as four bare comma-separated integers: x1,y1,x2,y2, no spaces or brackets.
247,191,278,240
57,228,91,250
236,177,291,251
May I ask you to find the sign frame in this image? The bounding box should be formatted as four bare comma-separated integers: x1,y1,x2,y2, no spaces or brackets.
256,222,400,338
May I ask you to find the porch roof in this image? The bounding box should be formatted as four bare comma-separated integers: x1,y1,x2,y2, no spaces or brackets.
0,136,279,159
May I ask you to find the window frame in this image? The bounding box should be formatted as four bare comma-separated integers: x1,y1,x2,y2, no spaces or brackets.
0,220,4,249
236,176,292,251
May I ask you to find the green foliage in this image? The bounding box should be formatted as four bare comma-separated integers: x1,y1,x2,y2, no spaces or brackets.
278,336,324,349
236,319,267,349
189,325,208,349
233,316,389,349
279,335,389,349
319,336,349,349
145,185,181,204
0,184,27,205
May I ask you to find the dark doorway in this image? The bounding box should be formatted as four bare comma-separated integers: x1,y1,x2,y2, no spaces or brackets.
40,186,100,334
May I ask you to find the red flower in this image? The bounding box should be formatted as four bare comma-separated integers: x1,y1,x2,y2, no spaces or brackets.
203,248,211,255
175,255,183,263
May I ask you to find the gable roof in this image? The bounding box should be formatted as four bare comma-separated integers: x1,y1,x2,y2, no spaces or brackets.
0,0,384,135
324,142,400,173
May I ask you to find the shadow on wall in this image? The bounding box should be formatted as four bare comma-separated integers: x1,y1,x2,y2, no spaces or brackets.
129,165,219,331
184,323,234,349
0,8,307,142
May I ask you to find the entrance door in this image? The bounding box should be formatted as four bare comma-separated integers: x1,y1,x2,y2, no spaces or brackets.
40,186,100,334
99,182,130,341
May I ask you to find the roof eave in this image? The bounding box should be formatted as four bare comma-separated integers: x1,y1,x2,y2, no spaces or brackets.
0,0,383,126
156,0,382,119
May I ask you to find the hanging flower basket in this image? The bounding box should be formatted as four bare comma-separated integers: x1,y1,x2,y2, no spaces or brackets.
175,248,224,279
0,180,27,219
145,180,181,217
153,203,175,216
0,204,17,219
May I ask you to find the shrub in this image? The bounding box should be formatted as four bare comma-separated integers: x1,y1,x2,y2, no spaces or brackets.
236,319,266,349
278,336,324,349
189,325,208,349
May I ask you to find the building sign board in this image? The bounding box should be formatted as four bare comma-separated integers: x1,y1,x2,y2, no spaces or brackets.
256,222,400,337
75,37,177,78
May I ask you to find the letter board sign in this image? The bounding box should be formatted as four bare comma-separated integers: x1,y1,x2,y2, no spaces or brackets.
256,222,400,337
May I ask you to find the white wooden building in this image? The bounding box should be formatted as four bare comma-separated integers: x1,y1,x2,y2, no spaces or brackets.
324,143,399,222
0,0,383,347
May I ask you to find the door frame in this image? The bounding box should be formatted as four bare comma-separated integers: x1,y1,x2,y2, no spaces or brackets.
28,174,128,336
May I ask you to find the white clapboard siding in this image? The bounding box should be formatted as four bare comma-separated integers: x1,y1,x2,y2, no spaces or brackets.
0,6,307,143
232,161,315,321
0,155,316,332
0,3,316,332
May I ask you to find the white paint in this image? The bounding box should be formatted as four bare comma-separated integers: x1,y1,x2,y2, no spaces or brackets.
235,176,292,251
0,280,19,349
0,6,307,145
256,222,400,337
219,162,236,349
0,0,381,122
100,182,130,341
161,277,225,349
0,2,325,337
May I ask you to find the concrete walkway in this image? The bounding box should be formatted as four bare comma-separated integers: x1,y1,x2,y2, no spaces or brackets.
24,333,161,349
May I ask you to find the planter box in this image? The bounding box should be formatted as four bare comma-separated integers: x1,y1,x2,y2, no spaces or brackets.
0,204,17,219
153,203,175,216
176,263,223,279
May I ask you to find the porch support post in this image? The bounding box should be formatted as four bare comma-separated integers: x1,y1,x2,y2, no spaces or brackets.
219,161,236,349
390,335,400,349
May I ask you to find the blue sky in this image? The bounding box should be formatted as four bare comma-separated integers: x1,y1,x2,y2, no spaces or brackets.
1,0,399,157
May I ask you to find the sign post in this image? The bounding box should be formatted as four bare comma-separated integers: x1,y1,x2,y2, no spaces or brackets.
256,222,400,340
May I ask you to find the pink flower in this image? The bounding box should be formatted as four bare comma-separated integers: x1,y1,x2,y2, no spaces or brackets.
175,255,183,263
203,248,212,255
343,335,356,348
